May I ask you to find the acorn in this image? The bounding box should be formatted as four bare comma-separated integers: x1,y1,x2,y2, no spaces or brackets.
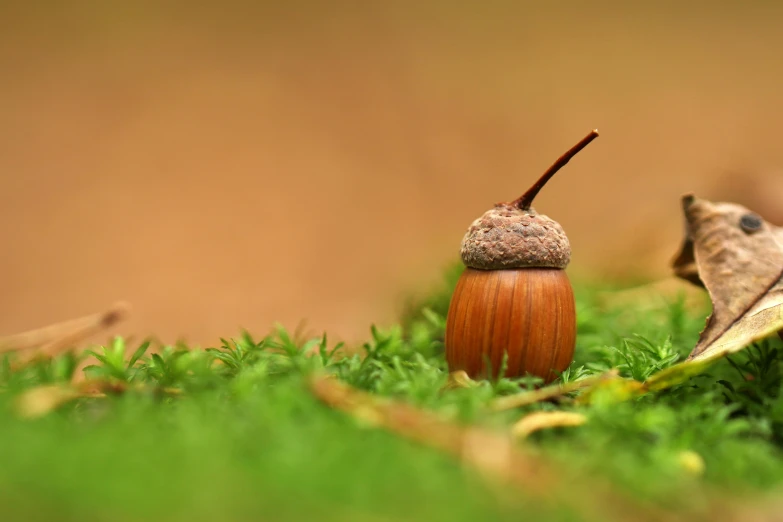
445,130,599,383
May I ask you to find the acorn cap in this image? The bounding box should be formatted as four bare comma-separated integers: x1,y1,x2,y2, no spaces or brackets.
458,129,598,271
460,204,570,270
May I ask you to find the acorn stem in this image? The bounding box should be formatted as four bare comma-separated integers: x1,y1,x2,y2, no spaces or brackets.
512,129,599,210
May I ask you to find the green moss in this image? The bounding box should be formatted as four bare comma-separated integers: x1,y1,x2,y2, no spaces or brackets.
1,270,781,521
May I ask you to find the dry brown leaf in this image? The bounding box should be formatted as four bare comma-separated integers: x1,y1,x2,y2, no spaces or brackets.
671,194,783,360
673,195,783,359
677,196,783,352
641,195,783,390
511,411,587,439
0,301,131,357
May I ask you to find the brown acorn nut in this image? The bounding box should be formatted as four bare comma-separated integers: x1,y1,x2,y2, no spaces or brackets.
445,130,599,383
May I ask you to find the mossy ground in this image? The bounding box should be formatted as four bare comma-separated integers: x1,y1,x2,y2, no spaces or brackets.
1,265,782,522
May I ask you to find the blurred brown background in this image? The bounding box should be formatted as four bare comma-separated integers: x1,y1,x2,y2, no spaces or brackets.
2,1,783,346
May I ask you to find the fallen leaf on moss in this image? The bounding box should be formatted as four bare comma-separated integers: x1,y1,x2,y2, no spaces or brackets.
642,195,783,391
511,411,587,439
673,194,783,359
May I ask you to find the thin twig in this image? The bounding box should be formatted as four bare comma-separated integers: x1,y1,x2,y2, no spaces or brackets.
489,370,619,412
1,301,131,373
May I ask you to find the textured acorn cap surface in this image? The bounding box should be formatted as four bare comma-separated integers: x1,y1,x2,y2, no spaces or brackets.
460,203,571,270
